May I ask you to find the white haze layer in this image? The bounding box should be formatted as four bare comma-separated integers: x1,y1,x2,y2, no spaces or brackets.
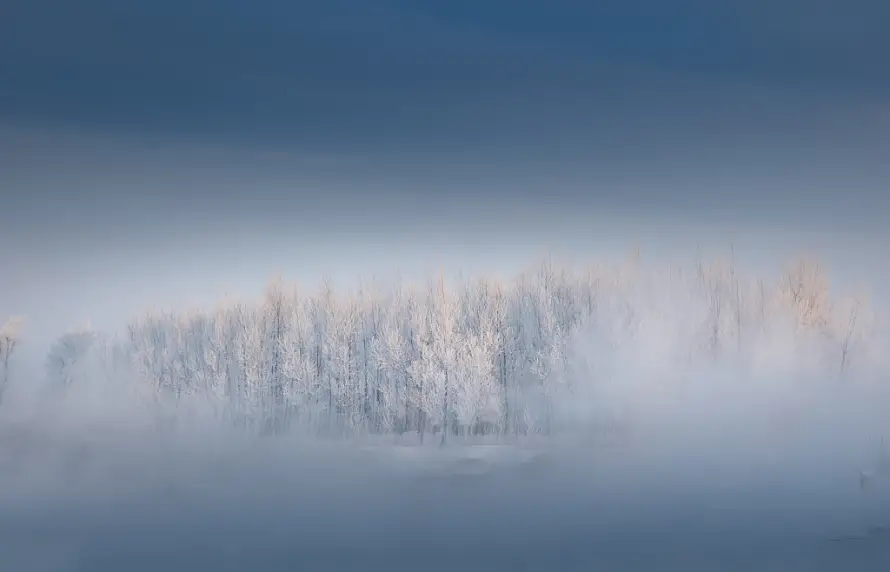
1,254,890,571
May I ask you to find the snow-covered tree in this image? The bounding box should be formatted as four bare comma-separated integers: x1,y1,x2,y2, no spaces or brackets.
109,251,886,441
372,311,411,435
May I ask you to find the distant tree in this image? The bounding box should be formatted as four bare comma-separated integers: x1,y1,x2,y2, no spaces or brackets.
261,277,288,434
372,314,411,435
831,294,876,376
114,249,887,442
0,316,25,404
778,257,831,331
46,327,97,386
452,320,500,438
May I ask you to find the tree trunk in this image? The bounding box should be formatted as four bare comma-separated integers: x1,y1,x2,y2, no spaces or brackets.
440,370,449,447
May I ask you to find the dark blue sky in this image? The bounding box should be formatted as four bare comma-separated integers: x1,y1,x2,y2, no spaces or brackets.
3,0,888,145
1,0,889,351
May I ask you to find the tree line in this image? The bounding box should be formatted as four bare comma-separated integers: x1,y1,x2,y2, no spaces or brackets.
3,253,882,442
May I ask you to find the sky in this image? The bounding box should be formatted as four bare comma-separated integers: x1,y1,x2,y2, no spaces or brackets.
2,0,890,359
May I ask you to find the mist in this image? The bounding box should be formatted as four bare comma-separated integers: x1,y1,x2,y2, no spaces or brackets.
2,251,890,571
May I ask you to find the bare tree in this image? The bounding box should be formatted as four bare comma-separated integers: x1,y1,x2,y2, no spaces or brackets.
833,294,875,376
46,327,96,387
0,316,25,405
779,257,831,331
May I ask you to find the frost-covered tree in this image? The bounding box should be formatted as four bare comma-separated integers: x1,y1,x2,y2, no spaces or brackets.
261,278,288,434
372,310,411,435
110,251,886,441
451,319,500,437
413,276,463,446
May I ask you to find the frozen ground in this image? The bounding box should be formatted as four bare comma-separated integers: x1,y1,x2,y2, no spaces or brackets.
2,421,890,572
